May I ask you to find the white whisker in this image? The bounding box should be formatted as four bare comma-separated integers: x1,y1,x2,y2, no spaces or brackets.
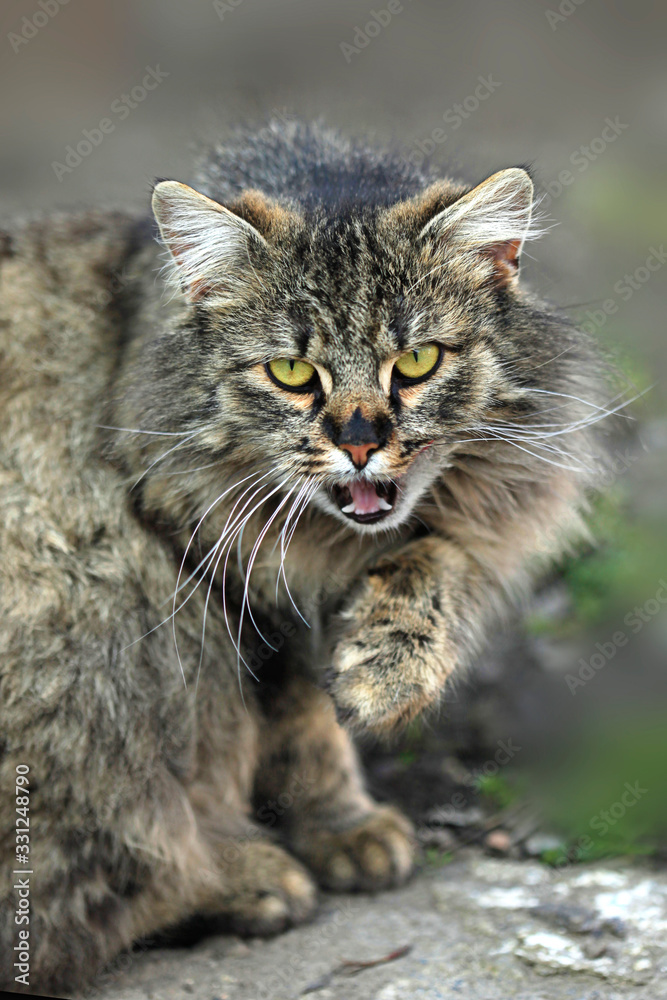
96,424,193,437
195,473,289,686
275,478,318,624
235,480,302,676
130,431,201,492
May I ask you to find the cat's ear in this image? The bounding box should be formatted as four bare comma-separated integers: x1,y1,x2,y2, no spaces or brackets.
152,181,270,302
419,169,538,282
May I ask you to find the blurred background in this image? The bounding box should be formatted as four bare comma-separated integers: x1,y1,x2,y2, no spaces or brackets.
2,0,665,863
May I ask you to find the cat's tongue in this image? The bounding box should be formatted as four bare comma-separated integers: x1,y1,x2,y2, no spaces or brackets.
341,480,393,516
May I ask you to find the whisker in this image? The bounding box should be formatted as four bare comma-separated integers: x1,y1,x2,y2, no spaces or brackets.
121,472,269,674
209,475,297,696
168,470,274,605
195,473,288,667
170,470,273,686
276,478,319,624
152,462,220,478
96,424,193,437
235,480,303,673
130,431,202,492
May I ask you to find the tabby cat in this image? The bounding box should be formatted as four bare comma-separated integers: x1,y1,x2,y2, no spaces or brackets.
0,121,610,995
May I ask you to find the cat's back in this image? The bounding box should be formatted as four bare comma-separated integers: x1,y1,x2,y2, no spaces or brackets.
0,209,152,578
0,209,148,480
0,208,147,419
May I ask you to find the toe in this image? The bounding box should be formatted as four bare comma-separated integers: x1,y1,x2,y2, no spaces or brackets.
299,806,416,892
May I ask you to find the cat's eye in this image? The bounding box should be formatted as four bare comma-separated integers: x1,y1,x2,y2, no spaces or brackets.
267,357,317,390
393,342,441,382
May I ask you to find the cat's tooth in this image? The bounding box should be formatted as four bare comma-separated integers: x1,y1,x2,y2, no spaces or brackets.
377,497,393,511
341,502,356,514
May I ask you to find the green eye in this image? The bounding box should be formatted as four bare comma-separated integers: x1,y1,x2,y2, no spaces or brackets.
394,343,440,381
268,358,316,389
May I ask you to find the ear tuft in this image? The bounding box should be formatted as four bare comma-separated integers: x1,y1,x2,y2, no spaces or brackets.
151,181,268,302
419,168,546,281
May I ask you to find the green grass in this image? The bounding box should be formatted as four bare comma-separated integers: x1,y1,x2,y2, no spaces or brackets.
475,773,522,810
423,848,453,869
532,715,667,864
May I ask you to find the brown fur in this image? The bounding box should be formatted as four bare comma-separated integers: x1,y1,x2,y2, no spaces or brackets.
0,122,612,994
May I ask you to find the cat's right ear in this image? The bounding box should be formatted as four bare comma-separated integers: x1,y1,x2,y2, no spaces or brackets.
151,181,269,302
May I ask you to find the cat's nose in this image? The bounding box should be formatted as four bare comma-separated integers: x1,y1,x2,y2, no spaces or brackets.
339,441,378,469
335,406,385,469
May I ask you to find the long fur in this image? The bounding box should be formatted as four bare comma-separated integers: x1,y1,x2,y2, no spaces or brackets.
0,121,620,995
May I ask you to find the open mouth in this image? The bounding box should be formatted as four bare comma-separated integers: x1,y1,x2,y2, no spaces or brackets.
329,479,398,524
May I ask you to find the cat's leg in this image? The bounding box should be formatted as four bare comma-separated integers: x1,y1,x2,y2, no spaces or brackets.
325,534,485,733
0,575,316,995
0,818,318,997
254,675,415,892
183,701,320,936
1,737,320,999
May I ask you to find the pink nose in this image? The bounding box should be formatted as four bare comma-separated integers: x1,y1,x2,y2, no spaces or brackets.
339,442,378,469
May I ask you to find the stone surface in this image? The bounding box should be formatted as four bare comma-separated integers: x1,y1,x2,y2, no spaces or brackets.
88,852,667,1000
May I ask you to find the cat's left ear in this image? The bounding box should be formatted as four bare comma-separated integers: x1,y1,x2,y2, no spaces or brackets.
419,168,538,282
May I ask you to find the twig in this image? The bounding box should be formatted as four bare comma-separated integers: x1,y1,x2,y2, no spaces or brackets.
301,944,412,994
341,944,413,976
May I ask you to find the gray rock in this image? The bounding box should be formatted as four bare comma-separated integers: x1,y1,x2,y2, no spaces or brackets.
88,851,667,1000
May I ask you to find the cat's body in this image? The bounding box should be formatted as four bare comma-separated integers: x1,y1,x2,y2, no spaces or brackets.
0,122,608,995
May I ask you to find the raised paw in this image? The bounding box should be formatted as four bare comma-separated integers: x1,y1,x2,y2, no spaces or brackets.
294,806,416,892
326,554,455,732
221,841,318,935
326,628,445,733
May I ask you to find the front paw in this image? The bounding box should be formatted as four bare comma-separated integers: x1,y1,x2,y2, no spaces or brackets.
293,806,416,892
326,622,447,733
326,547,457,732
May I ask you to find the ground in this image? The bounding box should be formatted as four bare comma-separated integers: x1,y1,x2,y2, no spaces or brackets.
90,852,667,1000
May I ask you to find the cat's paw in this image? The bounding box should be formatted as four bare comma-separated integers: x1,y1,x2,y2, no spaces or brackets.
326,550,454,732
295,806,415,891
222,841,318,935
326,621,446,732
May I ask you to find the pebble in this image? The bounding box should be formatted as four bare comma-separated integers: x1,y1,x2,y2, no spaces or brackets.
485,829,512,854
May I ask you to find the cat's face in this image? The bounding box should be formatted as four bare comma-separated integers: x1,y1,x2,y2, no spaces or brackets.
152,171,539,534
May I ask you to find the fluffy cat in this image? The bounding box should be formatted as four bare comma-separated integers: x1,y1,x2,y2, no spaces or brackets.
0,121,611,995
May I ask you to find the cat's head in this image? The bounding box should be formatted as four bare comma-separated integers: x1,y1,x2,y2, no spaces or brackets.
149,168,544,535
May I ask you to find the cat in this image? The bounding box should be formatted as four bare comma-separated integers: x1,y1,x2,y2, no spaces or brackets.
0,120,612,995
